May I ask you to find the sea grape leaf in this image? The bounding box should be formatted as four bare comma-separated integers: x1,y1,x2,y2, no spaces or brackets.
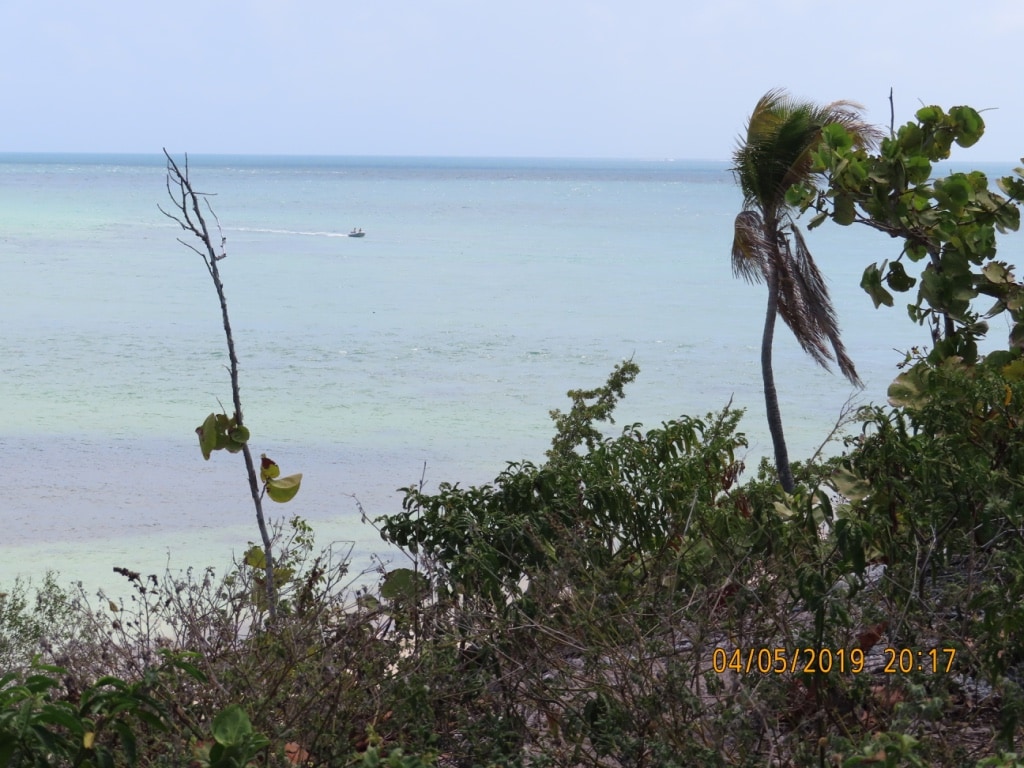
822,122,853,150
244,545,265,569
197,413,218,460
861,263,894,308
212,704,254,747
888,369,929,409
833,192,856,225
885,261,916,292
950,105,984,147
982,261,1014,284
380,568,429,602
831,466,872,504
259,454,280,483
265,473,302,503
807,211,828,230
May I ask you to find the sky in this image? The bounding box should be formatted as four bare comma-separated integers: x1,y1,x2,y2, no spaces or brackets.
2,0,1022,161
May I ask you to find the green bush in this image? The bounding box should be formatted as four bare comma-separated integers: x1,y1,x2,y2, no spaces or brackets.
0,573,78,673
379,361,753,611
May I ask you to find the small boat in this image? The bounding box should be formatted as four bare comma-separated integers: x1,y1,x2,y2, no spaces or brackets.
348,228,365,238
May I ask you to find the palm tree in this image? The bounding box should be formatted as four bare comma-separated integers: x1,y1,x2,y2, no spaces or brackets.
732,89,880,492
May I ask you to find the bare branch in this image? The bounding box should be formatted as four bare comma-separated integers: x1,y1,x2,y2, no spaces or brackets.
162,147,279,623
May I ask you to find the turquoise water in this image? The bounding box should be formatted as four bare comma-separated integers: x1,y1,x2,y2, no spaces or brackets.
2,154,1017,596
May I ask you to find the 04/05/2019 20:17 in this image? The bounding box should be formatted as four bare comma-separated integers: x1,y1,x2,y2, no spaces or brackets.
712,647,957,675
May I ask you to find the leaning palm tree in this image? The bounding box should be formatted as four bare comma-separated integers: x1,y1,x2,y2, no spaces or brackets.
732,89,881,492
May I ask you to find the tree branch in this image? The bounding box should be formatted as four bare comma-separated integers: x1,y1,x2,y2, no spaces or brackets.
161,148,278,623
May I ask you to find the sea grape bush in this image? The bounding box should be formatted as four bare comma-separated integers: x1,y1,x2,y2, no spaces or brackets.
378,361,751,610
791,102,1024,362
837,353,1024,676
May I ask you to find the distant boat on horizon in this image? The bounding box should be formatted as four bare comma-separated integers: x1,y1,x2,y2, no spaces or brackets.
348,228,365,238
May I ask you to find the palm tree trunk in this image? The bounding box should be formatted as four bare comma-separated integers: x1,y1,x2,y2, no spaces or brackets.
762,267,796,493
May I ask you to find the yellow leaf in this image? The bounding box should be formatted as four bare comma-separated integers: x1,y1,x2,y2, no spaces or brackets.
266,473,302,503
83,732,95,749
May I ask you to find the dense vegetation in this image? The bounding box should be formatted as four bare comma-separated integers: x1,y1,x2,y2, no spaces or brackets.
3,102,1024,766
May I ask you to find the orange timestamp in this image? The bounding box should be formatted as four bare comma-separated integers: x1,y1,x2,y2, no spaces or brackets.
712,647,957,675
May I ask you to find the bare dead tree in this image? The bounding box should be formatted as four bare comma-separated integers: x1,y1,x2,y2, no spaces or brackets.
159,149,278,622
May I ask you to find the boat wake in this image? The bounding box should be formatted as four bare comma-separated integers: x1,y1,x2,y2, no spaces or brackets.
232,226,351,239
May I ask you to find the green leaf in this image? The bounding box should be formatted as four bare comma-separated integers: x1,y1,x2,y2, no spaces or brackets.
243,545,266,569
380,568,429,602
982,261,1014,284
887,369,929,409
885,261,916,292
113,720,138,765
807,211,827,230
935,175,972,214
229,425,250,444
822,122,853,151
906,242,929,262
950,105,984,147
785,182,814,208
997,173,1024,201
772,501,796,519
833,193,856,225
197,413,218,461
861,263,894,308
831,467,871,503
211,704,253,747
265,473,302,503
905,155,932,185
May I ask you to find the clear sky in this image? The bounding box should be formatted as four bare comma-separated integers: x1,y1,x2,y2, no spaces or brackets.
3,0,1022,161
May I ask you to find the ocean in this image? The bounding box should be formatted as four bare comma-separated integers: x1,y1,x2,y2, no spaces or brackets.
2,153,1019,597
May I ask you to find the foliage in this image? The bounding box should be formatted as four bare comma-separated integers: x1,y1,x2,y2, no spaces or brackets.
0,573,78,674
794,101,1024,361
7,355,1024,764
837,352,1024,688
378,361,750,610
0,653,187,768
190,704,269,768
351,727,436,768
375,364,876,764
